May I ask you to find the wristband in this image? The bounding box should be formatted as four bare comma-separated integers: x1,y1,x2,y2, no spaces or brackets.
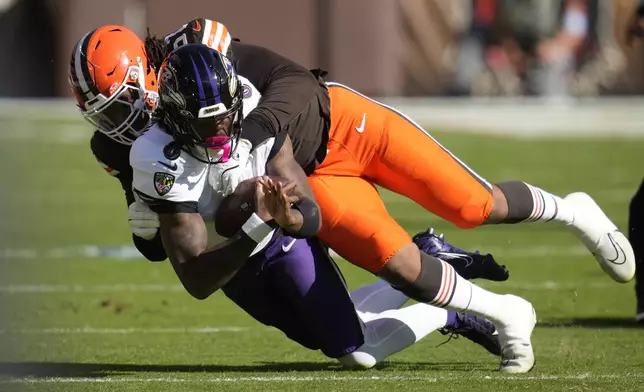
241,213,274,243
290,199,321,238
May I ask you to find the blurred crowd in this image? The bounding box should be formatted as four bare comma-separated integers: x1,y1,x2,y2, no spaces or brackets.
1,0,644,98
401,0,644,97
450,0,619,98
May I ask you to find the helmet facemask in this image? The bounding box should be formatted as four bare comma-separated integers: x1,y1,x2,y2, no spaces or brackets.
79,57,159,145
162,89,243,163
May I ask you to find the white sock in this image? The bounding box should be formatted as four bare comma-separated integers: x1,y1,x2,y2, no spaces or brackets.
430,259,508,326
523,183,574,224
350,280,409,322
339,303,449,368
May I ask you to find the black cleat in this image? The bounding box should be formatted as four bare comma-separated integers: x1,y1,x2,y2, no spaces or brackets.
412,228,509,282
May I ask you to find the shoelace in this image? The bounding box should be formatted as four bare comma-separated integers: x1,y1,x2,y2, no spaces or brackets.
435,328,462,348
435,314,496,349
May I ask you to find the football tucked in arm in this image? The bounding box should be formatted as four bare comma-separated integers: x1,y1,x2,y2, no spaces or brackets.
215,176,288,238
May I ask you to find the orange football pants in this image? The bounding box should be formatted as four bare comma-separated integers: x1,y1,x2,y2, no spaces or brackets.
308,83,494,273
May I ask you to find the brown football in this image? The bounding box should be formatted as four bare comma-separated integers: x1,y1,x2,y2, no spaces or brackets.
214,176,290,238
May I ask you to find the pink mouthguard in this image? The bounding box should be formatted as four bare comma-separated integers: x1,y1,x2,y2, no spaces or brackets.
204,136,233,163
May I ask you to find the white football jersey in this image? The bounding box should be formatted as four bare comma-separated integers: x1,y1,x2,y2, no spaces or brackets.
130,76,277,255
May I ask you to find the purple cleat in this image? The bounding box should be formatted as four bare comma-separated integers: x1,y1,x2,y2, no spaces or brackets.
413,228,509,282
440,312,501,356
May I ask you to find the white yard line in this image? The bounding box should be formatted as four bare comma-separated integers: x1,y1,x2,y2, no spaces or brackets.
0,245,148,261
2,373,643,383
0,327,249,335
0,284,186,293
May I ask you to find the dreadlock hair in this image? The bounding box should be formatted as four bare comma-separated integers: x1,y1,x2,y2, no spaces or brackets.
142,28,169,126
142,29,195,153
144,28,170,71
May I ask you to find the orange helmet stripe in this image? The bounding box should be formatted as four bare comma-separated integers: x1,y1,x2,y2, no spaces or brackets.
217,26,230,53
203,20,231,56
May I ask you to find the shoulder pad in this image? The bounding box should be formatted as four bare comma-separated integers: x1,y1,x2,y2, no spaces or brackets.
238,75,262,117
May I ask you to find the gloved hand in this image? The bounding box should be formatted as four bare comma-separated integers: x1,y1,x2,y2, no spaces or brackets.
128,201,160,240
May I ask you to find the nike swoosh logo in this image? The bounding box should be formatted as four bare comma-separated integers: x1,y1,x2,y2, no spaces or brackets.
355,113,366,133
606,232,626,265
158,161,178,171
282,239,297,253
436,252,473,268
193,20,201,32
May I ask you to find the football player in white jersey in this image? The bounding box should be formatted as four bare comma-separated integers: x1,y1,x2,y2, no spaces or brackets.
130,43,505,368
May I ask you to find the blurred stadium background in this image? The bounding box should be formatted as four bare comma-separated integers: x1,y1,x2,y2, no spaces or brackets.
3,0,644,98
0,1,643,391
4,0,644,133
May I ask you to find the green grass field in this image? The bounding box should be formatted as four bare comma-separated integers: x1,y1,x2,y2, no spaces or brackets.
0,119,642,391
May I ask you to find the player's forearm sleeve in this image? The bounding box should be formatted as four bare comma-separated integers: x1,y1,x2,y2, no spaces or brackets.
132,232,167,262
232,41,319,143
232,41,330,173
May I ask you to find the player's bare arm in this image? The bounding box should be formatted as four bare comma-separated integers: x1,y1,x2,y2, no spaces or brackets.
233,41,330,174
157,211,262,299
265,134,321,237
132,160,276,300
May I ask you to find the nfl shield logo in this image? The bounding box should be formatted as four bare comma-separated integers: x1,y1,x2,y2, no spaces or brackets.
154,172,175,196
